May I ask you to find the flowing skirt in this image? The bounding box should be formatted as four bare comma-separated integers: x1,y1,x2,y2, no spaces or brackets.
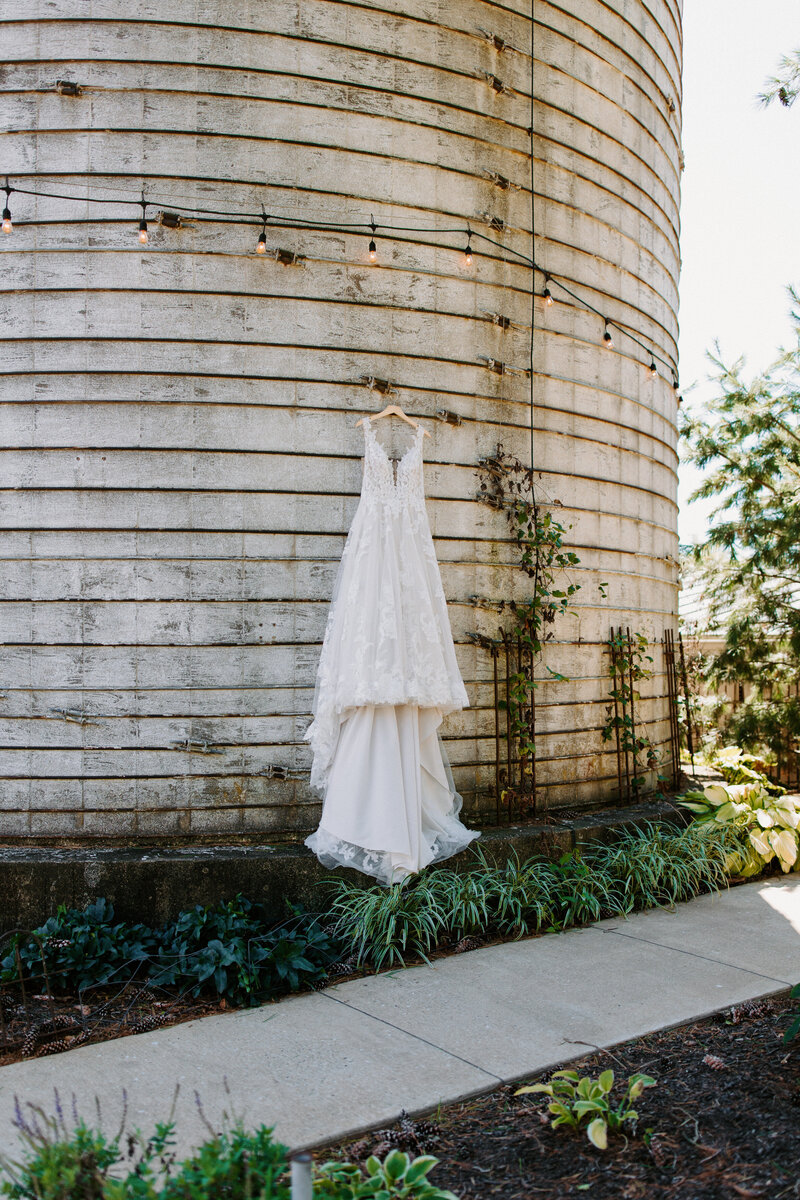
304,703,479,885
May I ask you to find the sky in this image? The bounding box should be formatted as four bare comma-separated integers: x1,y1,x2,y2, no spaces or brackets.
677,1,799,544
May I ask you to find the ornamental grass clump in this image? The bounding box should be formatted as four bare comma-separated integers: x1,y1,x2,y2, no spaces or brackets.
327,874,449,970
327,821,735,968
587,820,731,909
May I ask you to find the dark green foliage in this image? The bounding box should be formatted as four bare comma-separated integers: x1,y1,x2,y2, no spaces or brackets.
1,897,341,1007
2,898,161,994
0,1109,291,1200
160,1126,290,1199
0,1119,120,1199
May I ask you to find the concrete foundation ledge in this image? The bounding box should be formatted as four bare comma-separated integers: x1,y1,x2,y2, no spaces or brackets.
0,799,687,933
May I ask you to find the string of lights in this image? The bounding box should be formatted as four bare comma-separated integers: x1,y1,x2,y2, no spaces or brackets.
536,264,680,394
0,174,679,390
0,176,532,267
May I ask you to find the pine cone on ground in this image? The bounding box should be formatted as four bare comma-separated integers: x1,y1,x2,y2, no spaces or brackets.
702,1054,727,1070
374,1109,440,1154
127,1011,171,1035
327,956,359,977
21,1014,80,1058
453,936,482,954
727,1000,769,1024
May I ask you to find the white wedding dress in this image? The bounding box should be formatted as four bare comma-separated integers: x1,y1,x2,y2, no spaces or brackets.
304,420,480,884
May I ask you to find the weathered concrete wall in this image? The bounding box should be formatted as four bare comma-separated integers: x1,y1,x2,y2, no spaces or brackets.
0,0,681,842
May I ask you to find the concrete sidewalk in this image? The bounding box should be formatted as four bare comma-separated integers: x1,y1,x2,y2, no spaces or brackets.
1,877,798,1161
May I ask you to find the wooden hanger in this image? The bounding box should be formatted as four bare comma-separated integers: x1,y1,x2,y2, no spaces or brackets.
355,404,431,437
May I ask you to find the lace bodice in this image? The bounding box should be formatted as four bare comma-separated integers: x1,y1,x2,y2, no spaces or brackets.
361,421,427,517
304,420,469,793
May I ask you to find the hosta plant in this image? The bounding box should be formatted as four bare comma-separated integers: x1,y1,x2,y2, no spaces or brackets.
711,745,785,795
313,1149,459,1198
516,1069,656,1150
676,779,800,875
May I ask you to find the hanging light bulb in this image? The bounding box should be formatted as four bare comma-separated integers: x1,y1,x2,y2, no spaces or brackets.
543,286,553,305
2,178,12,234
649,359,657,378
138,192,148,244
464,227,473,268
603,321,614,349
368,217,377,263
256,206,267,254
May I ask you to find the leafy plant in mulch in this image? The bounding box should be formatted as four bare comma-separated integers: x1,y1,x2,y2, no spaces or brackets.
515,1069,656,1150
1,896,342,1008
326,821,734,969
0,1101,459,1200
314,1150,459,1199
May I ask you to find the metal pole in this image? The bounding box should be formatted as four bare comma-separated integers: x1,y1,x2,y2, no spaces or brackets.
502,630,513,819
290,1152,313,1200
626,627,639,800
678,631,695,776
492,645,501,824
530,637,537,817
610,627,624,802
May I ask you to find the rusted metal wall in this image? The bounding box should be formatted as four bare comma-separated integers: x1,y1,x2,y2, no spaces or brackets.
0,0,681,842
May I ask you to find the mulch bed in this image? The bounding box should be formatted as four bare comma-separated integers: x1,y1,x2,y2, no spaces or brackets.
0,983,217,1066
317,992,800,1199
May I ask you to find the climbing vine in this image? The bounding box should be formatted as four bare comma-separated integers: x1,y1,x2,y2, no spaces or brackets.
602,628,658,796
475,446,581,812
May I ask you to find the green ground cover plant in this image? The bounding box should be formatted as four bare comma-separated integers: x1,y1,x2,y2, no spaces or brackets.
1,897,341,1007
0,1106,457,1200
0,805,771,999
515,1069,656,1150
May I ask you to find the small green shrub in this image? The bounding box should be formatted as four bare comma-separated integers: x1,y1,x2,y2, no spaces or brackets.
516,1069,656,1150
1,897,342,1006
0,1115,460,1199
313,1149,458,1199
327,875,449,970
0,1117,120,1199
0,1108,292,1200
